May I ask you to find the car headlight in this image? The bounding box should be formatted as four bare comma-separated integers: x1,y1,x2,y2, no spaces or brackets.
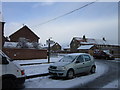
57,66,66,70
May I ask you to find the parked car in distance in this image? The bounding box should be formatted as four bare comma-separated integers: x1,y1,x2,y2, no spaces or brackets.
0,50,26,89
93,50,114,60
48,53,96,79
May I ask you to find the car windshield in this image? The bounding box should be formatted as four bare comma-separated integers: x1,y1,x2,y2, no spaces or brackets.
59,55,77,62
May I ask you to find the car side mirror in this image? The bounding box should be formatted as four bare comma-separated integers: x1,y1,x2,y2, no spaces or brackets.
2,57,9,64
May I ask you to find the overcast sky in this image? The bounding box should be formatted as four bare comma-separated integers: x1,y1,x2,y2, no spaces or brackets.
2,1,118,46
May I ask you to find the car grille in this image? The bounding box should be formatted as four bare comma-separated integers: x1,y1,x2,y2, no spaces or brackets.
50,66,57,69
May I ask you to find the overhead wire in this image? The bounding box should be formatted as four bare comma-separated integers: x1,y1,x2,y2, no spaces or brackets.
31,0,98,28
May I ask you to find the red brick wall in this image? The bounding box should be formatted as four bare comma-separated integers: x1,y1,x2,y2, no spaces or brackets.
3,48,47,60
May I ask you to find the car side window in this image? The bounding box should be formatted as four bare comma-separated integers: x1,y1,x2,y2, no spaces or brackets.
83,55,91,62
76,55,84,63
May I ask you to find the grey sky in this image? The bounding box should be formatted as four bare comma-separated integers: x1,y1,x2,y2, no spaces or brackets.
2,1,118,46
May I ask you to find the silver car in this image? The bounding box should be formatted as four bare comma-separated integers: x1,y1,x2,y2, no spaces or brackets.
48,53,96,79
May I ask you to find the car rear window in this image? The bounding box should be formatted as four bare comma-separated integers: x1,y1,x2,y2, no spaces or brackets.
83,55,91,61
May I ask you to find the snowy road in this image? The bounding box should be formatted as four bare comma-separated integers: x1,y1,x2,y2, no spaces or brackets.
21,60,109,88
73,59,119,89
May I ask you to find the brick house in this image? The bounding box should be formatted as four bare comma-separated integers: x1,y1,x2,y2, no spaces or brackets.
42,42,61,52
51,42,61,52
70,35,97,51
1,23,47,60
9,25,40,43
77,45,98,55
62,46,70,52
70,35,120,57
70,35,107,51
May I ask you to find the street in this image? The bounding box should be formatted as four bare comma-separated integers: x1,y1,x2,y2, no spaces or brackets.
20,59,119,89
72,59,120,89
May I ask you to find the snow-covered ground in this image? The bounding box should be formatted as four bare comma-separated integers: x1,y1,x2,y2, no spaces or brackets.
108,58,120,63
14,56,63,65
22,64,50,76
14,57,63,76
24,62,108,88
14,57,109,88
14,56,119,88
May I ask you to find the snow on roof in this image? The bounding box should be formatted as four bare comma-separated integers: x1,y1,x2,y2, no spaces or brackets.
41,43,55,48
78,45,94,50
95,39,108,45
74,37,112,45
62,46,70,49
50,43,55,47
4,42,18,48
74,37,83,41
66,53,89,56
82,38,109,45
86,39,97,44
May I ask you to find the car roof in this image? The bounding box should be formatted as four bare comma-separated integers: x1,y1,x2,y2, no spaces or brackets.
65,53,89,56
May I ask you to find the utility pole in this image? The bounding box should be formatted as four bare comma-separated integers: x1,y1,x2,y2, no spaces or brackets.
48,38,51,63
47,37,54,63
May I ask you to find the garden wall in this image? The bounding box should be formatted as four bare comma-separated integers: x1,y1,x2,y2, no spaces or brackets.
3,48,47,60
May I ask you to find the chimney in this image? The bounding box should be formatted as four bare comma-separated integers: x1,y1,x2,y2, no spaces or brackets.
83,35,86,41
103,37,106,41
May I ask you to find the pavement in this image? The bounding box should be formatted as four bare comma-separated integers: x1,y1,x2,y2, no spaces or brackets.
26,73,49,79
20,62,55,66
21,62,54,79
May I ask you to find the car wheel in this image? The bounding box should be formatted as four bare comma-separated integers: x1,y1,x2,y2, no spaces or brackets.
67,69,74,79
90,66,96,74
2,78,16,89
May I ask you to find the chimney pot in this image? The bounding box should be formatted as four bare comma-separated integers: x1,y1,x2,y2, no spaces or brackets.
103,37,106,41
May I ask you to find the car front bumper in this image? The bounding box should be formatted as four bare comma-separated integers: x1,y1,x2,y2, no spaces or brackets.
49,69,67,77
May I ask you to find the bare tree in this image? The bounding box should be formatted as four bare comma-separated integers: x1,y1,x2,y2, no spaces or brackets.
17,37,29,48
32,42,39,49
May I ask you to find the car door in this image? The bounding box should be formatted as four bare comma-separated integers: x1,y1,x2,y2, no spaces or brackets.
83,55,92,72
74,55,85,74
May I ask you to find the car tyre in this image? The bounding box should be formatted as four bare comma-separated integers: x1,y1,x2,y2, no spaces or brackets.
2,78,16,89
90,66,96,74
67,69,74,79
